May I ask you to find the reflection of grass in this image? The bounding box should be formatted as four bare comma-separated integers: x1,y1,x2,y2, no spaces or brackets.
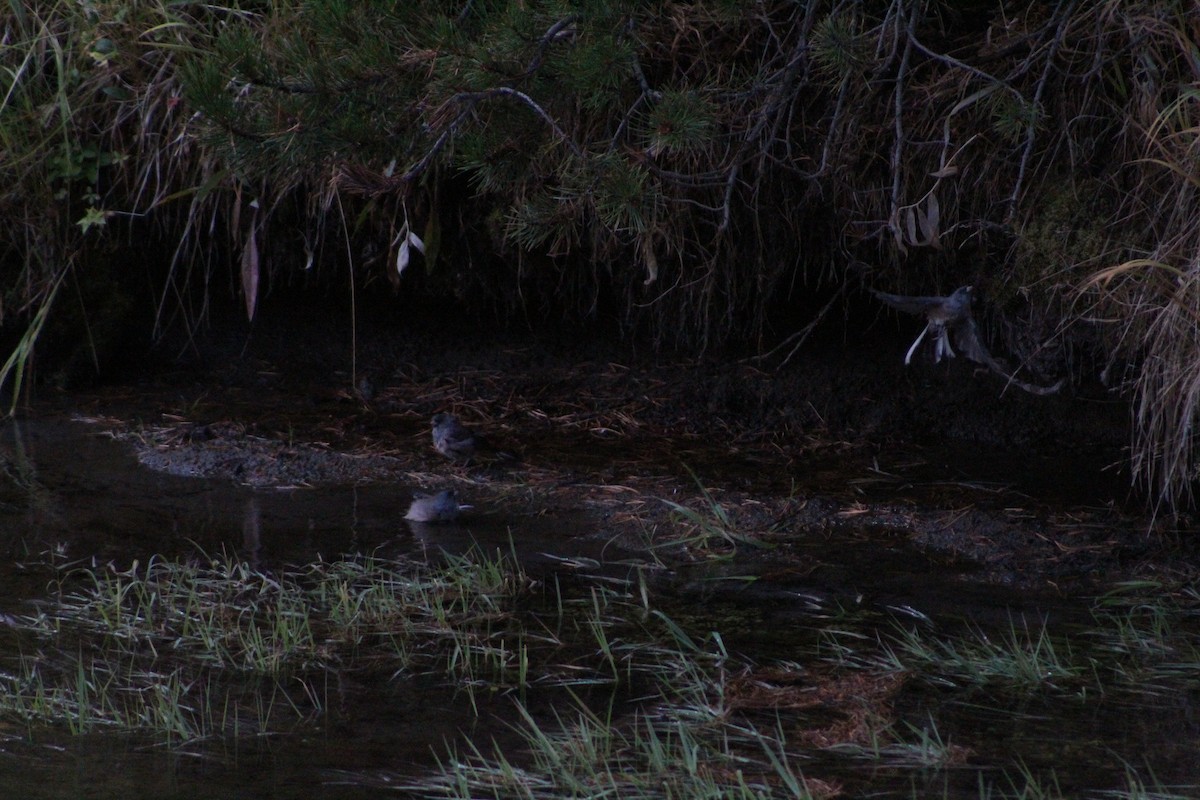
405,696,834,800
979,759,1189,800
1108,765,1196,800
385,577,1198,800
881,620,1084,690
1,657,306,743
989,760,1065,800
9,549,1200,796
0,545,919,795
397,640,842,800
32,548,533,675
822,613,1089,690
824,716,969,769
1089,581,1200,688
659,469,771,554
3,547,550,738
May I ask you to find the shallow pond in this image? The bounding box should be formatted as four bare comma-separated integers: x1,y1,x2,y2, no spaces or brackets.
0,414,1196,799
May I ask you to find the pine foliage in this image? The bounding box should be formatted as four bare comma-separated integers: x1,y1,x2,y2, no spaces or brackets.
8,1,1200,507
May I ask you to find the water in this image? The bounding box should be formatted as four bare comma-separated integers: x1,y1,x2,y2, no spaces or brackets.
0,417,610,798
0,414,1196,799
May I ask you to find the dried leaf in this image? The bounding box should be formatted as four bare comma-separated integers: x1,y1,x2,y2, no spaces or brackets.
950,83,1001,116
904,207,918,246
241,223,259,322
407,230,425,254
641,236,658,286
396,239,411,277
918,194,941,249
394,227,425,278
231,188,242,238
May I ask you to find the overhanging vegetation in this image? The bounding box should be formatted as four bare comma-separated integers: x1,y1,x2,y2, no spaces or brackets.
2,0,1199,508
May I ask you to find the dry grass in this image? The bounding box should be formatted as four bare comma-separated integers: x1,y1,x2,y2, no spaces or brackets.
6,1,1200,507
1072,11,1200,512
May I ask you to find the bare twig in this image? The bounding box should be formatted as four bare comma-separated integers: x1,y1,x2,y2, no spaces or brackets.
1007,1,1077,221
888,4,916,250
748,281,848,368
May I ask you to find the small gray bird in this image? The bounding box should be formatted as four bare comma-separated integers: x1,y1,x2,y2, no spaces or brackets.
871,285,989,366
872,285,1065,395
431,413,477,462
404,489,471,523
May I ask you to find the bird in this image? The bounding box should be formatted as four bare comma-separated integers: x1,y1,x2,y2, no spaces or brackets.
870,285,990,366
871,285,1066,395
431,413,477,462
404,489,471,523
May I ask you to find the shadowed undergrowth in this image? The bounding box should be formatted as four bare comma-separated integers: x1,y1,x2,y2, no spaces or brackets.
3,1,1200,507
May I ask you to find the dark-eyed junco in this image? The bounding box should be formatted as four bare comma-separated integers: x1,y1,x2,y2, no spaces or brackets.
871,285,988,365
872,285,1065,395
404,489,471,523
431,413,477,462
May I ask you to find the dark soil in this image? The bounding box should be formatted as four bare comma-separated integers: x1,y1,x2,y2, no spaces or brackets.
55,293,1199,595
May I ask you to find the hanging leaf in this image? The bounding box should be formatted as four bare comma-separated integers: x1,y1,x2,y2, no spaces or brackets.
394,222,425,279
407,229,425,255
641,235,658,286
394,216,426,279
396,237,411,277
241,222,260,321
919,194,941,249
904,207,918,246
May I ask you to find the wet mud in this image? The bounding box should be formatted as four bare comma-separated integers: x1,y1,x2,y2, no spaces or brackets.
49,296,1191,597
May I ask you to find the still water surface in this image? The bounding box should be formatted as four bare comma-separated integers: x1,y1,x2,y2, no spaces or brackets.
0,415,1196,799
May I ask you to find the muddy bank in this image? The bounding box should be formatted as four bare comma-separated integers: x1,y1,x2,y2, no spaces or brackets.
54,295,1190,593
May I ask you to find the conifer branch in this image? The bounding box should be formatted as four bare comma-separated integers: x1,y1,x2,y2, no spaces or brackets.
521,15,579,78
1007,1,1076,222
